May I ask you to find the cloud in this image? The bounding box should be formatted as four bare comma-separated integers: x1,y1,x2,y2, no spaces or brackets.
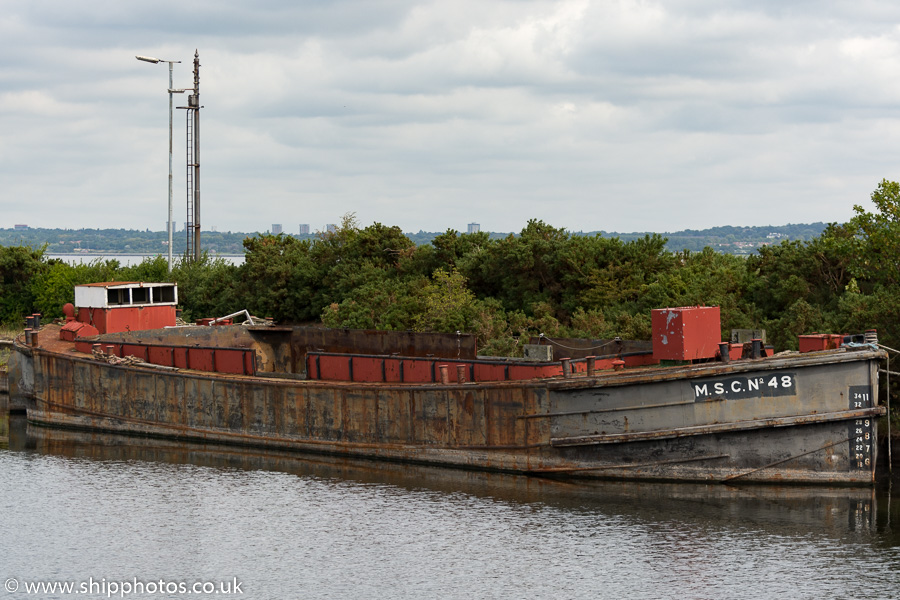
2,0,900,236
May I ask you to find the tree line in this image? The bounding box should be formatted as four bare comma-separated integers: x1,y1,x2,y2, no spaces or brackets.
2,181,899,359
1,222,826,257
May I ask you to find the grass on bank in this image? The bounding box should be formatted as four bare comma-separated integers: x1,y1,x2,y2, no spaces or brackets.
0,326,20,368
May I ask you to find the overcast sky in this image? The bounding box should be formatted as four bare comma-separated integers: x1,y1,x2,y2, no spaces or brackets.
3,1,900,235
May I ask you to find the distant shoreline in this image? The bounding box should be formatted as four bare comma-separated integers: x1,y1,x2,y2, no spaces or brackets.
46,252,245,257
1,222,829,257
46,253,246,266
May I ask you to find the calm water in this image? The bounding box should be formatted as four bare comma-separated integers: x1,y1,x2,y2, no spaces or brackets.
2,413,900,600
46,254,245,267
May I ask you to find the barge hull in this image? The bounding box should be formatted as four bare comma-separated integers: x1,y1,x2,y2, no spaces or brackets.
14,338,886,485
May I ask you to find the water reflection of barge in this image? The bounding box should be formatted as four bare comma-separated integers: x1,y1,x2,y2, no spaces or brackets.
8,281,888,485
7,415,879,534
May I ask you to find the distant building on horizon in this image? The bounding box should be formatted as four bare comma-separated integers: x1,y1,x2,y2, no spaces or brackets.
14,224,28,230
299,224,310,235
272,224,283,235
467,223,480,234
326,224,337,233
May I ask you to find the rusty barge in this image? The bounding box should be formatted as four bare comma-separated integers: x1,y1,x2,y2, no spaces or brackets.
7,281,888,485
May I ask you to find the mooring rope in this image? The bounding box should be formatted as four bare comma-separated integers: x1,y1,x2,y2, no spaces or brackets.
881,343,895,475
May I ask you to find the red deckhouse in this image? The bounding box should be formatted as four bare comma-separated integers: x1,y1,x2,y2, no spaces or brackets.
72,282,178,334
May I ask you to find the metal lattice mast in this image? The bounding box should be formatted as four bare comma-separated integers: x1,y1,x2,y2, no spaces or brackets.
185,107,194,259
183,50,201,261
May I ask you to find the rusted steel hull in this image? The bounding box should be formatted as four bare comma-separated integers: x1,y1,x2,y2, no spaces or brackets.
0,368,7,415
1,340,11,397
11,330,886,485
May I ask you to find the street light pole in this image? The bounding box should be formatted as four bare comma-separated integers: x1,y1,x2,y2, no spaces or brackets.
136,55,183,273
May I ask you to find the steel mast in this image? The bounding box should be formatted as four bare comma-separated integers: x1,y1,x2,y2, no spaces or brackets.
181,50,202,261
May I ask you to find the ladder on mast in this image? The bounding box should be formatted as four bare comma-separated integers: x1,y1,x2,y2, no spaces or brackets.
185,107,195,260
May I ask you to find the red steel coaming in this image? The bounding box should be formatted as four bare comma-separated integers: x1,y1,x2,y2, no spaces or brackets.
306,351,659,384
73,339,255,375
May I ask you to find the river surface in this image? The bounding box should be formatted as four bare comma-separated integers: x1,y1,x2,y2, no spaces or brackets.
46,254,245,266
2,413,900,600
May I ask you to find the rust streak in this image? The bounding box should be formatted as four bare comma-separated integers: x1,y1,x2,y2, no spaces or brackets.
723,438,851,482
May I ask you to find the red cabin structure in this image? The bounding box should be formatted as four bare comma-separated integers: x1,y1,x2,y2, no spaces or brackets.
73,282,177,334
